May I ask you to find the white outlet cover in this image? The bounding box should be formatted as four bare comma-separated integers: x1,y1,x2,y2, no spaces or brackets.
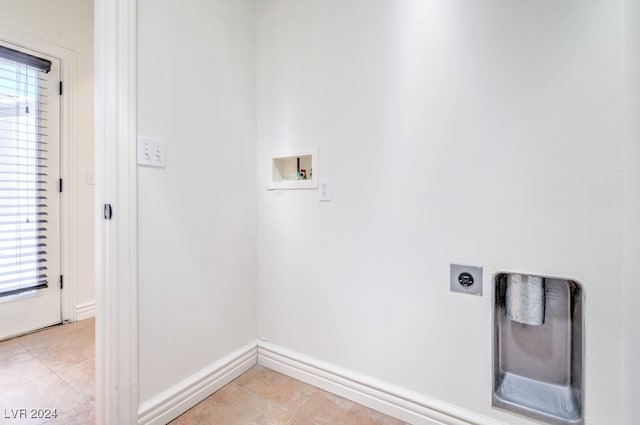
450,264,483,296
319,178,331,201
137,136,167,168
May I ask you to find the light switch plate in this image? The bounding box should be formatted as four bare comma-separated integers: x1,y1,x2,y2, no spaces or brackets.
85,169,95,185
137,136,166,168
450,264,483,296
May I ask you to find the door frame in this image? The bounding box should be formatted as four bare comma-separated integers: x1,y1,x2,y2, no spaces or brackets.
94,0,138,423
0,25,77,325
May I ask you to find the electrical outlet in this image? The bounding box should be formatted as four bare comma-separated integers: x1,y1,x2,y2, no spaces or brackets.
319,178,331,201
450,264,483,296
137,136,166,168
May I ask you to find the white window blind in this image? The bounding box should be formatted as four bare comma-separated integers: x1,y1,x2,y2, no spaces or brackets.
0,45,52,298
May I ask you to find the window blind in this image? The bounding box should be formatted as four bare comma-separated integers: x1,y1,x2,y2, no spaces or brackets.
0,45,52,298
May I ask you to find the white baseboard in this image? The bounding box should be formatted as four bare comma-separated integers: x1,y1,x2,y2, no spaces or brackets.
138,342,257,425
258,342,507,425
75,301,96,321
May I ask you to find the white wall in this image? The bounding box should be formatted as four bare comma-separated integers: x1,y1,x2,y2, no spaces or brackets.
137,0,257,403
0,0,95,309
623,1,640,424
256,1,625,423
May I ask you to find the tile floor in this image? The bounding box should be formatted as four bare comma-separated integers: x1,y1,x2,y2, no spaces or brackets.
0,318,95,425
171,366,407,425
1,321,407,425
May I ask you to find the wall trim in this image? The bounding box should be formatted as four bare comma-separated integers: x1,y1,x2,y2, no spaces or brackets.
138,342,257,425
75,301,96,321
94,0,138,423
258,342,508,425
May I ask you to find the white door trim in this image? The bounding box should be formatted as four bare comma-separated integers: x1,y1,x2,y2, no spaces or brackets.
0,25,77,324
94,0,138,424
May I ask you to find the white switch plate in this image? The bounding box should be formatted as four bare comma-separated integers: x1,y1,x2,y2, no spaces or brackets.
319,178,331,201
137,136,167,168
85,169,95,185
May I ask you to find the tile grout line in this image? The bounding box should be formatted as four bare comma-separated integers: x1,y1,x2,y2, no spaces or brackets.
4,340,61,392
53,361,95,401
17,339,87,400
283,390,322,425
233,368,329,425
7,323,95,423
229,381,296,414
231,377,318,424
172,365,409,424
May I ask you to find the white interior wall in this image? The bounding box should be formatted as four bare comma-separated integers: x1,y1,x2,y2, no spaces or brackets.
133,1,634,422
256,1,626,424
623,1,640,424
136,0,258,403
0,0,95,309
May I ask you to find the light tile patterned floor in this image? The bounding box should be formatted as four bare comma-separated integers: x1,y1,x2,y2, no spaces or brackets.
171,366,407,425
1,321,407,425
0,319,95,425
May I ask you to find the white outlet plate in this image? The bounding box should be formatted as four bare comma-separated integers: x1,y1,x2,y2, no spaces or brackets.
450,264,483,296
137,136,166,168
319,178,331,201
